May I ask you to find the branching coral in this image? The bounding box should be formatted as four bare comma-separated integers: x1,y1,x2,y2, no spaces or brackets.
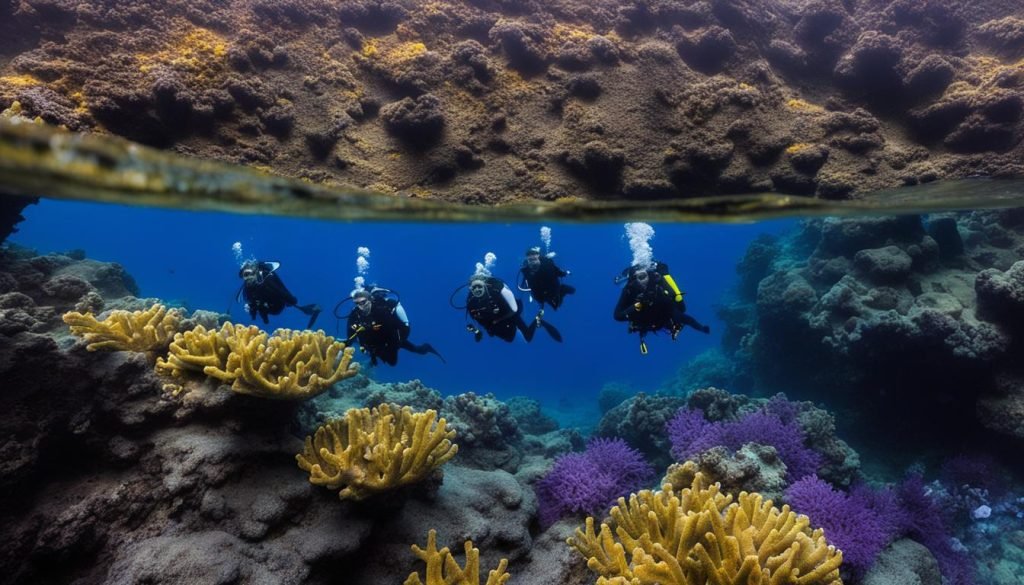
296,404,458,500
63,303,181,352
155,323,357,399
568,471,844,585
404,529,510,585
535,438,654,527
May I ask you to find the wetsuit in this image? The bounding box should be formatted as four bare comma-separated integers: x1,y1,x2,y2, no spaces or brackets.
240,262,320,327
520,256,575,310
613,271,708,336
467,277,535,342
347,295,441,365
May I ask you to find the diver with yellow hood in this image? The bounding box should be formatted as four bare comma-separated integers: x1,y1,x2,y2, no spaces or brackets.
613,261,710,354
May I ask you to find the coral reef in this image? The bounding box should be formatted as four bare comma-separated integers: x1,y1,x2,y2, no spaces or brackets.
595,392,686,468
296,404,458,501
157,323,358,400
666,390,860,489
534,438,653,527
0,247,563,585
786,477,904,578
568,472,844,585
716,210,1024,448
62,303,182,352
404,529,509,585
1,0,1022,205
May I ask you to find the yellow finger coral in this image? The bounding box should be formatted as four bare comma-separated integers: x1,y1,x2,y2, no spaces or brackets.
155,322,233,378
155,323,357,400
63,303,181,352
568,472,843,585
296,404,458,500
404,529,510,585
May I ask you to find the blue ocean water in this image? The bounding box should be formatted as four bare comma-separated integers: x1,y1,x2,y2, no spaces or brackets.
12,199,794,408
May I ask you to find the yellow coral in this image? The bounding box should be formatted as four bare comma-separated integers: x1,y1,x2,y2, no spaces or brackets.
786,142,813,155
568,472,843,585
405,529,510,585
137,26,229,85
155,322,234,378
155,323,357,399
296,404,458,500
0,74,43,88
63,304,182,352
786,98,825,113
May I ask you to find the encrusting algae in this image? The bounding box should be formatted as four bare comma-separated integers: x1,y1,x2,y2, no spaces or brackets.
405,529,510,585
568,471,843,585
63,303,182,352
296,404,458,501
156,323,357,400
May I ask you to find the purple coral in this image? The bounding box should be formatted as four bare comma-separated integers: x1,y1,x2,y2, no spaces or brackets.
896,474,977,585
940,453,1009,498
786,476,897,577
666,407,823,481
534,438,654,527
666,407,716,460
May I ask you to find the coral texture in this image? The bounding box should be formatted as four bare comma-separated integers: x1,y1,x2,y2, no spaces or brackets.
3,0,1022,205
62,303,182,351
667,406,824,482
404,529,510,585
157,323,358,399
296,404,458,500
534,438,653,527
568,472,844,585
785,476,900,578
716,211,1024,444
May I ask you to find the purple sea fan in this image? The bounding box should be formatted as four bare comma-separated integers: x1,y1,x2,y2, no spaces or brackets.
534,438,654,527
896,474,977,585
786,476,895,578
715,410,823,481
665,407,717,460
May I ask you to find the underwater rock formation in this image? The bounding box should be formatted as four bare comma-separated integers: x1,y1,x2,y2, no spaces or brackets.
0,0,1021,204
0,247,565,584
0,193,36,247
717,210,1024,448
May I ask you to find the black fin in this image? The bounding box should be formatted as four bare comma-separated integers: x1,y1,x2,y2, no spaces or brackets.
422,343,447,364
539,320,563,342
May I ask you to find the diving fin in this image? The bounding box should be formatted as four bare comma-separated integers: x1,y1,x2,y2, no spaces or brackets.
538,320,563,342
302,304,322,329
640,340,648,354
422,343,447,364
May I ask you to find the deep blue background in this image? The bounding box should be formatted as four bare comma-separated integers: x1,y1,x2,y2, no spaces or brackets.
12,199,795,407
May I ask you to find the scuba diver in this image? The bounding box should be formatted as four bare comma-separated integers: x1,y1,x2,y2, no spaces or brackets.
341,287,445,366
613,261,710,354
237,260,321,328
456,274,536,343
517,246,570,341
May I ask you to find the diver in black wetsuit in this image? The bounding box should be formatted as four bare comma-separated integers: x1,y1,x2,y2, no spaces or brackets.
345,288,444,366
517,247,570,341
613,262,710,354
465,275,536,343
238,260,321,328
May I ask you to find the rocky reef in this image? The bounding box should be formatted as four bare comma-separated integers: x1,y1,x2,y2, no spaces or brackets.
0,0,1021,206
0,244,588,584
706,210,1024,456
2,243,1020,584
